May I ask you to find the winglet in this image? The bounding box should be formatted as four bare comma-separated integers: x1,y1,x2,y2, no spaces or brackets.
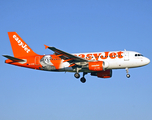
44,44,49,49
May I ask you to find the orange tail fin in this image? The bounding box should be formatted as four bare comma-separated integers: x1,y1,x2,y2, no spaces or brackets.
8,32,38,57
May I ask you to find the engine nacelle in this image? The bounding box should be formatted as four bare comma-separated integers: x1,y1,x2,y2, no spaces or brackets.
89,61,103,71
91,69,112,78
88,61,109,71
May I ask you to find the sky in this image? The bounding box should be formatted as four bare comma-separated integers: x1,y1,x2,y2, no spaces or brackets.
0,0,152,120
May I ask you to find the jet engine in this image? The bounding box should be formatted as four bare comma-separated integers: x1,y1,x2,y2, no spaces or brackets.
88,61,109,71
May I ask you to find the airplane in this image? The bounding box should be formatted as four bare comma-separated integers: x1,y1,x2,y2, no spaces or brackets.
3,32,150,83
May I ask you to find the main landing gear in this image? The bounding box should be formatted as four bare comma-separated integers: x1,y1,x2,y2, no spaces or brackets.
126,68,130,78
74,72,80,78
74,72,87,83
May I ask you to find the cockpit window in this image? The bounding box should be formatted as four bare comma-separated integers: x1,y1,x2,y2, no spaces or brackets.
135,54,143,57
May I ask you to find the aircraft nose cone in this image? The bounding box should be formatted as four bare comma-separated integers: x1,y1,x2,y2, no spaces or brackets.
145,58,150,65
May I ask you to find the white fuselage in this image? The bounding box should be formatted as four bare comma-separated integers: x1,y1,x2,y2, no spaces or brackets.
60,51,150,72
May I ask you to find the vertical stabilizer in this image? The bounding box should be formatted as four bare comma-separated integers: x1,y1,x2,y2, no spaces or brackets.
8,32,38,57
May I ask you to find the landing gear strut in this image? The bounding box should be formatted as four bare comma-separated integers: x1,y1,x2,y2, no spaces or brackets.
126,68,130,78
74,72,87,83
74,67,81,79
74,67,87,83
80,72,87,83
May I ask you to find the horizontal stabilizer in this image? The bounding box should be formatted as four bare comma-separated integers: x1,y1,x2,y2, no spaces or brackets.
2,55,25,62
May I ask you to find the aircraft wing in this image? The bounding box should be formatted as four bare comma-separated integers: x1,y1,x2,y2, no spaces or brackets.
44,45,88,63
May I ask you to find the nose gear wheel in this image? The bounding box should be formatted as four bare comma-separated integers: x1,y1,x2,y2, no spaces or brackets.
126,68,130,78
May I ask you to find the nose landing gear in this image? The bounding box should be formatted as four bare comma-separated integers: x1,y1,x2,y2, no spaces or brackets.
126,68,130,78
126,74,130,78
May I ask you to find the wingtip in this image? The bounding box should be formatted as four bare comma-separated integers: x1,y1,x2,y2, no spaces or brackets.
44,44,49,49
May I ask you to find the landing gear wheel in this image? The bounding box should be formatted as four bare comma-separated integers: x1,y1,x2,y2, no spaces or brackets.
80,77,86,83
74,73,80,79
126,74,130,78
125,68,130,78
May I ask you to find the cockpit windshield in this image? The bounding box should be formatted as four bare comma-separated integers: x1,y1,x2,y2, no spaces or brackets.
135,54,143,57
